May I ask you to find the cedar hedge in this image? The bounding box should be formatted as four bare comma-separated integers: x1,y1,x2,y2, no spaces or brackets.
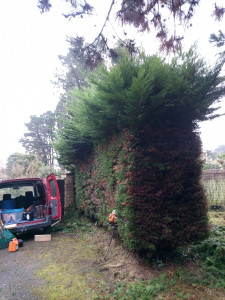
75,128,208,253
55,49,225,254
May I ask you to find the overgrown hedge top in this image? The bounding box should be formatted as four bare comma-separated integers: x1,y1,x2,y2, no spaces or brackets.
55,49,225,166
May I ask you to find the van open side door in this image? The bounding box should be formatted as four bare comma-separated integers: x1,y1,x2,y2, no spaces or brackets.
46,173,61,220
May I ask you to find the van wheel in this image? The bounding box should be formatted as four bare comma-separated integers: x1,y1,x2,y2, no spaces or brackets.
43,226,51,234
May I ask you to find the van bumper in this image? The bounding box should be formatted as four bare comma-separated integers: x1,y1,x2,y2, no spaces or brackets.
9,216,52,233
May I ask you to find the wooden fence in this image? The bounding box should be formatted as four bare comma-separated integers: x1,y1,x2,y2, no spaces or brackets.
202,170,225,210
64,173,75,214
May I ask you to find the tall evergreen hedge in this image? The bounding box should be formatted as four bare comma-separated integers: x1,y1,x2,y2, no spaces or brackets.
130,127,207,252
55,49,225,253
74,128,207,253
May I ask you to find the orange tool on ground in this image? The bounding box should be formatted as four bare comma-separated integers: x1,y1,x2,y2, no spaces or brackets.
8,238,19,252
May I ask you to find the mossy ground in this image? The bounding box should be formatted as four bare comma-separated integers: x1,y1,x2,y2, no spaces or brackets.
33,234,100,299
32,226,154,299
30,211,225,299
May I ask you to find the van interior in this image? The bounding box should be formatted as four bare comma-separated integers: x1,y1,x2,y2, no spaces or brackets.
0,180,47,223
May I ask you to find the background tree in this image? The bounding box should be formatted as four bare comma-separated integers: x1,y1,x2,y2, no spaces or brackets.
210,30,225,48
204,150,218,162
20,111,56,166
0,161,7,181
210,29,225,59
216,153,225,169
54,37,89,130
55,37,89,91
38,0,225,60
202,145,225,169
6,153,56,178
6,153,25,177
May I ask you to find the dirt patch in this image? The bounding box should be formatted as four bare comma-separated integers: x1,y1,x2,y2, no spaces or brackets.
91,228,155,282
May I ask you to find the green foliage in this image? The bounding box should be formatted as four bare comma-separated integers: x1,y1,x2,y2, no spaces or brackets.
55,49,225,167
113,132,139,250
74,136,121,226
217,153,225,168
54,122,93,167
195,225,225,267
108,275,167,300
74,128,208,253
210,30,225,48
192,225,225,287
210,30,225,58
52,209,92,233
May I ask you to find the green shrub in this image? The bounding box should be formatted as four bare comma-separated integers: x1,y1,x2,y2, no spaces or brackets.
108,275,167,300
192,225,225,287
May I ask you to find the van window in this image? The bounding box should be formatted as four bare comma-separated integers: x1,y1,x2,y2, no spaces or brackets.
50,180,57,197
0,186,34,199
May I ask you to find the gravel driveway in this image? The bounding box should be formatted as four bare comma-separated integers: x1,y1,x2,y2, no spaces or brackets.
0,231,49,300
0,229,110,300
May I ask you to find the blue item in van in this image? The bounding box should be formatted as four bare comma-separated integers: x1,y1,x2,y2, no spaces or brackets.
0,199,16,209
1,208,23,223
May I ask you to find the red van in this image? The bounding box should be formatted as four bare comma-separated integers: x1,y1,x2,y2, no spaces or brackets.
0,173,61,233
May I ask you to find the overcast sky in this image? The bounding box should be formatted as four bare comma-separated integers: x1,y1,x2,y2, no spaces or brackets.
0,0,225,166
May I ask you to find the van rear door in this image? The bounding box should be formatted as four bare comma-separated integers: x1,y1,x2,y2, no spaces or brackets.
46,173,61,220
